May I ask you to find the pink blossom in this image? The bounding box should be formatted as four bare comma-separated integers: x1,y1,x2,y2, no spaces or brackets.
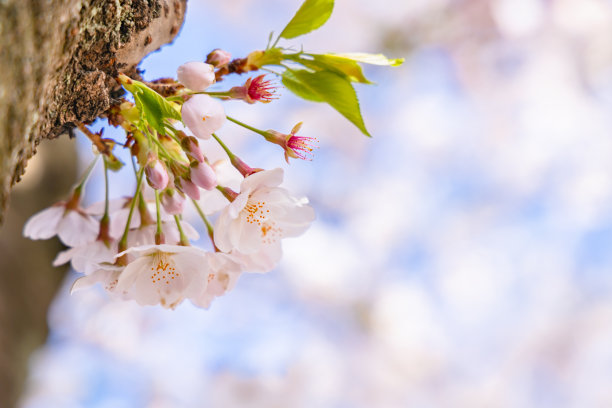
264,122,317,163
229,75,278,104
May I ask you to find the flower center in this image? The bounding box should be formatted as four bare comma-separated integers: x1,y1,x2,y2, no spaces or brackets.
150,254,180,285
244,200,269,226
243,199,282,243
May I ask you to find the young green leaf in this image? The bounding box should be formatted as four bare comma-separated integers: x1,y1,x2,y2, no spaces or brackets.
282,70,324,102
327,52,405,66
118,76,181,134
278,0,334,40
285,53,373,84
287,69,370,136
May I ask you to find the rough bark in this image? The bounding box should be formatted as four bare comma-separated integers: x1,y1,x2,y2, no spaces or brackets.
0,0,187,223
0,1,187,406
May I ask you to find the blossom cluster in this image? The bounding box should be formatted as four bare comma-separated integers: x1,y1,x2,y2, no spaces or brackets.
23,58,316,309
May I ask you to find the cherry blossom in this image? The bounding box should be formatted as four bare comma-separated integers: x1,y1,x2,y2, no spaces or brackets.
190,252,243,309
213,168,315,258
229,75,278,104
264,122,317,163
113,244,210,309
23,202,99,247
53,240,117,274
181,94,225,139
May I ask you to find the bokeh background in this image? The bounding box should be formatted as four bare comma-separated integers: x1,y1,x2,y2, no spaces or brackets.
9,0,612,406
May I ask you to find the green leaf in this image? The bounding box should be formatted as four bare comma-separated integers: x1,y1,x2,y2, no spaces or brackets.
328,52,404,67
286,53,373,84
288,69,370,136
119,76,181,134
282,70,323,102
279,0,334,40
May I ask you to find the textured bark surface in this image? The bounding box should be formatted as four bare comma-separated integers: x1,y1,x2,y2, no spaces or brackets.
0,0,187,223
0,1,187,406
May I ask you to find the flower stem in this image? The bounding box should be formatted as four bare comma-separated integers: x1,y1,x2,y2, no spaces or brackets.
174,215,190,246
226,116,268,137
118,166,145,254
193,91,231,97
191,199,217,251
154,189,164,245
211,133,236,159
97,159,111,245
72,155,100,196
212,132,260,177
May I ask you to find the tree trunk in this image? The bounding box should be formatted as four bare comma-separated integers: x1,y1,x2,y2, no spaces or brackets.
0,1,186,406
0,0,187,222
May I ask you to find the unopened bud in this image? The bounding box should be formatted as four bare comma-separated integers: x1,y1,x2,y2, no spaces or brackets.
229,155,262,177
181,136,205,163
179,178,201,200
161,189,185,215
177,61,215,91
206,49,231,67
145,157,169,190
190,161,217,190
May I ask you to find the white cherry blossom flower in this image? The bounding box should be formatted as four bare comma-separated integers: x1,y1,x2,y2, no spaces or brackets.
23,202,99,247
70,266,124,296
213,168,315,259
190,252,243,309
53,240,117,274
114,244,209,309
231,242,282,273
181,94,225,139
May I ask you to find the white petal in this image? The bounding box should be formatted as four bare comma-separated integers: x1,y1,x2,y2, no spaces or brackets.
53,247,77,267
240,168,284,192
23,205,65,240
70,268,121,294
228,192,249,219
110,207,141,239
234,242,282,273
181,94,225,139
213,210,234,252
57,211,99,246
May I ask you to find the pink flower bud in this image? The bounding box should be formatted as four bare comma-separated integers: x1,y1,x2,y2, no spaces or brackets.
191,161,217,190
181,94,225,139
206,49,232,67
177,61,216,91
161,190,185,215
145,158,169,190
179,178,201,200
181,136,205,163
